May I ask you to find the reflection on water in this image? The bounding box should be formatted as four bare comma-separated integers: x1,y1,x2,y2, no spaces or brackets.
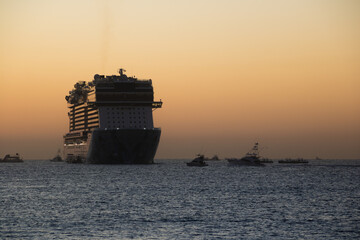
0,159,359,239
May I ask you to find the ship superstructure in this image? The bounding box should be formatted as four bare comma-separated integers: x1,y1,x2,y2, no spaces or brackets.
63,69,162,164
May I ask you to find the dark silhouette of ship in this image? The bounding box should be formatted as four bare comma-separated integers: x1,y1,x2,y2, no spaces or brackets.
63,69,162,164
187,154,208,167
0,153,23,163
227,142,264,166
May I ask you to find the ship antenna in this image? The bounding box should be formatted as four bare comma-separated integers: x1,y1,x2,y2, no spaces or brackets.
119,68,126,76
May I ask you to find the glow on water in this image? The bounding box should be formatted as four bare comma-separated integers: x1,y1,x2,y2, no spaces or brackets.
0,159,359,239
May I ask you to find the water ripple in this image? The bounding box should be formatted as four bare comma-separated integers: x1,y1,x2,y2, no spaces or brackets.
0,160,359,239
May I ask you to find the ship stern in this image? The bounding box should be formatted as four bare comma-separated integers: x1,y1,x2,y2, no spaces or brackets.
86,128,161,164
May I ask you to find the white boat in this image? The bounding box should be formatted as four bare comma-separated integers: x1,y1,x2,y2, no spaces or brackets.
187,154,208,167
227,143,264,166
63,69,163,164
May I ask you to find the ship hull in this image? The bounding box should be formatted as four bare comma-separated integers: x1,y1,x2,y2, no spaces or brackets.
74,128,161,164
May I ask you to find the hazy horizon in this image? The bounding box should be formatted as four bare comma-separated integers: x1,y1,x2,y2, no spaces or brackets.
1,0,359,160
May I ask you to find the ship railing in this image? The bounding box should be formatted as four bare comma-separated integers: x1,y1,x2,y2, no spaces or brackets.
87,101,162,108
152,101,162,108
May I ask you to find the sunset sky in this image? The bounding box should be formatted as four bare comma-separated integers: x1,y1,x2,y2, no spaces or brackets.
0,0,359,159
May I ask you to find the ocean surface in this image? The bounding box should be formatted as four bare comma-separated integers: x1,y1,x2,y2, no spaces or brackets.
1,159,359,239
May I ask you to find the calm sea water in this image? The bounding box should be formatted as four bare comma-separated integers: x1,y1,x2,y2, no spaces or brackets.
1,159,359,239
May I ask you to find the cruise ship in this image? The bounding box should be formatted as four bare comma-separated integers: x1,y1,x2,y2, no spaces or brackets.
63,69,162,164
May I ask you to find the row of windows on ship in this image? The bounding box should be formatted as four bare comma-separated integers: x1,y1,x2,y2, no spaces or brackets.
105,112,147,116
104,121,150,129
106,116,147,120
107,120,148,124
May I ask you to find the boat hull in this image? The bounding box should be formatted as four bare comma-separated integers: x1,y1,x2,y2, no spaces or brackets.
0,159,23,163
227,158,264,166
65,128,161,164
278,161,308,164
0,155,23,163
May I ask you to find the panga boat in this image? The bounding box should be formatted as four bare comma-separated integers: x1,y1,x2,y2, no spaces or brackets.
278,158,309,164
227,142,264,166
0,153,23,163
187,154,208,167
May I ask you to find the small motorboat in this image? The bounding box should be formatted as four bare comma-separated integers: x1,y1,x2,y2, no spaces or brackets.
227,142,264,166
187,154,208,167
0,153,23,163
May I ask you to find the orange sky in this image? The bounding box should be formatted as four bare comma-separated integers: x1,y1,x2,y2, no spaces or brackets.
0,0,359,159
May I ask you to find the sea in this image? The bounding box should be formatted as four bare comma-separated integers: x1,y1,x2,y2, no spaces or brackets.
1,159,359,239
